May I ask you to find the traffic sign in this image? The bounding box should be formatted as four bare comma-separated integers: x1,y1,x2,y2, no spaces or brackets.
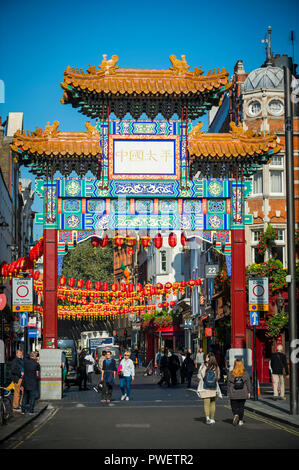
12,278,33,305
20,312,28,327
205,265,219,278
250,311,260,326
249,278,268,306
205,328,213,337
13,305,33,312
28,329,38,338
249,304,268,311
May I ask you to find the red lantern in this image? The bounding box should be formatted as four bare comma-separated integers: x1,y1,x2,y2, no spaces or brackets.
136,283,142,292
34,271,40,281
126,236,136,247
95,281,101,291
127,249,134,256
170,300,176,308
86,280,92,290
102,282,109,291
158,303,163,309
114,236,124,250
181,280,187,288
181,232,187,248
164,282,172,290
195,278,202,286
77,279,84,289
69,278,75,287
154,233,163,249
168,232,177,248
163,302,169,308
112,283,118,292
141,236,151,250
100,234,109,248
156,283,163,290
91,237,100,250
128,283,134,293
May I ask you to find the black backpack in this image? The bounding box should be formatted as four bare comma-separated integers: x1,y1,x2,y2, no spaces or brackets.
234,376,244,390
203,368,217,390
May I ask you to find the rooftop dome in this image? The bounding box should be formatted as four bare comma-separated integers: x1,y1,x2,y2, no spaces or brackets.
243,66,284,92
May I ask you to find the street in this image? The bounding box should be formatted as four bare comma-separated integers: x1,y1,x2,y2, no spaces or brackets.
2,369,299,451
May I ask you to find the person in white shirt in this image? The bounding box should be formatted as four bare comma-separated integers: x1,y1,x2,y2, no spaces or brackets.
84,350,95,388
119,351,135,401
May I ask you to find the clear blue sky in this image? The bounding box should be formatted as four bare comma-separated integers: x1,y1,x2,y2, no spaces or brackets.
0,0,298,237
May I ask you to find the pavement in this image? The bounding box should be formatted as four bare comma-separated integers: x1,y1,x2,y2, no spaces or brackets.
1,369,299,445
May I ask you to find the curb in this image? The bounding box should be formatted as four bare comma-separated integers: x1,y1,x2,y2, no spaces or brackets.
244,404,299,429
0,404,48,444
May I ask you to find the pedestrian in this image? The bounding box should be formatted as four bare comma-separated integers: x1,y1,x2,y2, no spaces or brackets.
11,349,24,411
85,349,95,388
78,350,88,390
168,350,180,386
182,352,196,388
93,350,107,393
101,350,117,403
270,344,289,401
197,352,222,424
157,350,170,387
21,351,40,415
119,350,135,401
227,359,251,426
195,347,205,372
61,350,68,393
132,345,139,368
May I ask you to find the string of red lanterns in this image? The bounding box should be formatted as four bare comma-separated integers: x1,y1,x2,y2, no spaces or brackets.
0,237,44,279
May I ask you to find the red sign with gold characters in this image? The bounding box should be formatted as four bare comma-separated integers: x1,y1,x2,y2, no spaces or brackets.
205,328,213,337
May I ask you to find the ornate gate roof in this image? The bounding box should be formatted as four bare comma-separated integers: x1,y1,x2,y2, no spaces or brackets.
10,121,101,176
188,122,281,177
60,54,231,120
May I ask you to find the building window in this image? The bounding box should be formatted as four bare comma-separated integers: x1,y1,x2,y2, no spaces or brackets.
252,170,263,195
270,155,284,195
251,229,264,264
248,100,262,117
252,246,265,264
160,250,167,274
270,228,285,266
252,230,262,243
270,170,283,194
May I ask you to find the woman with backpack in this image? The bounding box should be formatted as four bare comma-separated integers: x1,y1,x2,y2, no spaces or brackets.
227,359,251,426
197,352,222,424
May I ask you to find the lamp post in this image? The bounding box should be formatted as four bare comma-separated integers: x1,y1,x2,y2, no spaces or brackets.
284,66,298,415
0,283,6,410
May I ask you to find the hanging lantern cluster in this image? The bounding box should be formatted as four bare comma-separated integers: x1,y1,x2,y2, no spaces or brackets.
0,237,43,278
90,234,109,251
108,233,188,252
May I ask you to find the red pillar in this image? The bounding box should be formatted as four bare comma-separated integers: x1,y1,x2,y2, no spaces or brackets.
43,228,58,349
231,229,247,348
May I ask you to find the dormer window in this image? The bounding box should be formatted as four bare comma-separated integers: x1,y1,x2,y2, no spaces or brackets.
248,100,261,116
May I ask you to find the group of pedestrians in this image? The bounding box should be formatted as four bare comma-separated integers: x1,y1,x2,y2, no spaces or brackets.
156,348,198,388
10,349,40,415
87,349,135,403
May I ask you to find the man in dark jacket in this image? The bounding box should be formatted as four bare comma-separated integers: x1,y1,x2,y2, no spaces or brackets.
21,351,40,415
11,349,24,410
168,350,180,386
270,345,289,400
157,351,170,387
182,352,196,388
